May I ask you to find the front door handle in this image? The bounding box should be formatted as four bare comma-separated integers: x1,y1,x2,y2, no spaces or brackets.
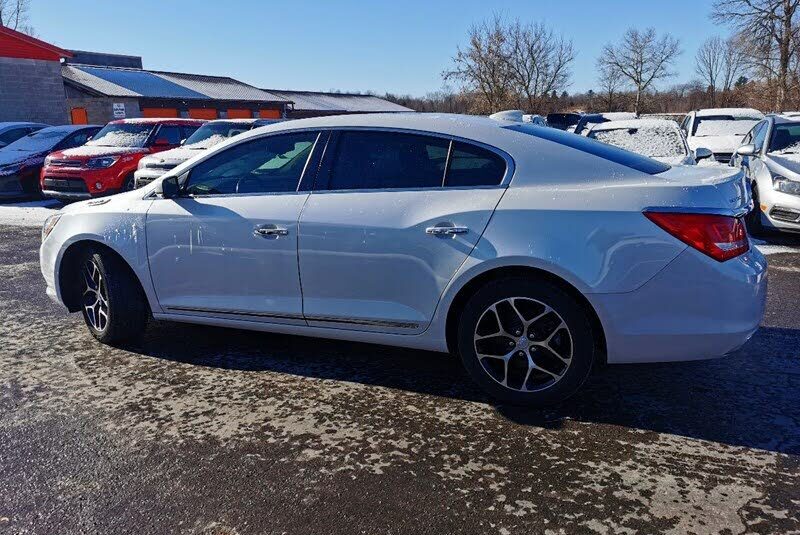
425,225,469,236
254,224,289,238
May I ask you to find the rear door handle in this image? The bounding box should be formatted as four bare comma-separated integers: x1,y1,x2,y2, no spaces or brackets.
425,225,469,236
254,224,289,237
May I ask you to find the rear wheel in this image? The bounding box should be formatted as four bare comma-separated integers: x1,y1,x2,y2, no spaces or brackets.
457,277,596,407
79,249,148,344
122,173,136,192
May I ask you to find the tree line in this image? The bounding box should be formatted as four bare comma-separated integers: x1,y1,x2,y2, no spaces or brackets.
386,1,800,115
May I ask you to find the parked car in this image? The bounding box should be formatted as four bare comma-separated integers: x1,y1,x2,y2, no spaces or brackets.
40,113,766,407
731,114,800,235
587,119,712,165
545,112,582,131
134,118,280,188
573,112,637,136
41,118,205,200
0,125,100,199
489,111,548,127
681,108,764,164
0,122,49,150
523,114,546,126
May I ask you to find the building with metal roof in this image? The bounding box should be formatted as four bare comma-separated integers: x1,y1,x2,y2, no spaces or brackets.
266,89,413,118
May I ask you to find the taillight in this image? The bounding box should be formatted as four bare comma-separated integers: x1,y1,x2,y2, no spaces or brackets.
644,211,749,262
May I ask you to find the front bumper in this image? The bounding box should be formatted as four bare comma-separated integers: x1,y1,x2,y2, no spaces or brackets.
758,186,800,232
0,173,24,198
133,167,170,188
592,246,768,364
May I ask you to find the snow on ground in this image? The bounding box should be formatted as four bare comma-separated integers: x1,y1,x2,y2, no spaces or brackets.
0,200,61,228
750,238,800,255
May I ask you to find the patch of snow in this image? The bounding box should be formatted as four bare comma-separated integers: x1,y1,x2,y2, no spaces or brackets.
590,124,685,158
0,200,61,227
60,145,144,157
696,108,763,118
694,119,759,137
751,238,800,255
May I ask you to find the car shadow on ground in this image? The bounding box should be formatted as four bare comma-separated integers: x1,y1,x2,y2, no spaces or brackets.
130,320,799,455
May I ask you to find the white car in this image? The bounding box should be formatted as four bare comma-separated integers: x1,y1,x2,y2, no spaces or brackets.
39,113,767,406
587,119,712,165
681,108,764,164
732,114,800,234
133,118,280,188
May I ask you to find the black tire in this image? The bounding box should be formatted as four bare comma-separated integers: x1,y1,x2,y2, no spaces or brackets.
122,173,136,192
746,182,765,237
457,277,596,407
79,248,148,344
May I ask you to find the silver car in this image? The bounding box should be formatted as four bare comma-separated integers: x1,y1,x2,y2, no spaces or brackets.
733,114,800,234
40,113,767,407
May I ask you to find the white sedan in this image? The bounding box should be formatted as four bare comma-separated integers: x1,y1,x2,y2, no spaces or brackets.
39,113,767,406
587,119,712,165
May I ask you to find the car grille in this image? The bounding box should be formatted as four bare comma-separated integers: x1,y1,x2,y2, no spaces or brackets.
142,161,177,170
47,159,83,167
713,152,733,163
770,207,800,222
42,177,89,193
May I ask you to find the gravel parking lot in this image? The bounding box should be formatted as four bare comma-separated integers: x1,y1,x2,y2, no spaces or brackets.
1,212,799,534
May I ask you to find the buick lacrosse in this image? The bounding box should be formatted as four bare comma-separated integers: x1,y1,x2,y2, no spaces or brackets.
40,113,767,406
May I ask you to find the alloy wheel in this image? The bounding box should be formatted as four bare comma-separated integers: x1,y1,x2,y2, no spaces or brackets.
473,297,573,393
82,259,109,332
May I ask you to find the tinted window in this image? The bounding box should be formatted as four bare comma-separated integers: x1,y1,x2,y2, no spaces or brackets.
185,131,318,195
445,141,506,187
0,128,28,145
156,125,182,145
326,131,449,190
767,122,800,154
61,129,95,149
505,123,670,174
752,121,768,151
181,125,201,141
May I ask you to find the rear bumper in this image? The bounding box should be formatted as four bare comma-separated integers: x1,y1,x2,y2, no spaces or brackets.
592,246,768,363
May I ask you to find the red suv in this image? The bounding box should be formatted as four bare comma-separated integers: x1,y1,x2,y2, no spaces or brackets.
41,118,205,200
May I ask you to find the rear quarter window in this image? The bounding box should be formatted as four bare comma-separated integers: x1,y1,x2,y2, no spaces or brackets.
505,124,670,175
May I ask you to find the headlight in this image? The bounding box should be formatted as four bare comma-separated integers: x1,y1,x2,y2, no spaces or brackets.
86,156,119,169
44,155,54,166
773,175,800,196
41,213,62,241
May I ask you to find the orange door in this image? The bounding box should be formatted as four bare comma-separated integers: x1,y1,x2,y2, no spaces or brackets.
70,107,88,125
259,109,281,119
142,107,179,118
227,108,252,119
189,108,218,120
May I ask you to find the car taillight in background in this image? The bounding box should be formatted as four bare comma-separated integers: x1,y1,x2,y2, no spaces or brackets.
644,211,750,262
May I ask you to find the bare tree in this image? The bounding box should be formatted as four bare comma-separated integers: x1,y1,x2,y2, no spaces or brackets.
712,0,800,110
443,16,514,113
596,63,624,111
696,36,726,106
597,28,681,114
720,35,750,104
505,20,575,112
0,0,33,35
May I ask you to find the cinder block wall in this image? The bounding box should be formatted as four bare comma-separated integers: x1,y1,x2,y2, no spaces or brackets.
64,91,142,124
0,57,68,124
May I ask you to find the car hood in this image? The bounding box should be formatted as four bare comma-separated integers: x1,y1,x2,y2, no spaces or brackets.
764,153,800,178
139,146,202,166
687,134,744,153
0,150,46,172
58,145,147,159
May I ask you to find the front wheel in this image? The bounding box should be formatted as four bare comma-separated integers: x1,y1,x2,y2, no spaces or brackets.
746,182,766,237
457,277,596,407
79,249,148,344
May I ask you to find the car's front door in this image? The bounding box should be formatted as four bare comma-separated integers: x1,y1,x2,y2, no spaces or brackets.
298,129,510,334
146,130,322,323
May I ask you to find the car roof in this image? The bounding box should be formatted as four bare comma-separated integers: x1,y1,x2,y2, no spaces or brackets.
695,107,763,118
769,114,800,124
0,121,49,130
108,118,206,125
35,125,102,134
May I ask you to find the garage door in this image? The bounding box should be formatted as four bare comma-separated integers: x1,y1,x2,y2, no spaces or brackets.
227,108,252,119
142,108,179,118
70,108,88,125
259,109,282,119
189,108,218,120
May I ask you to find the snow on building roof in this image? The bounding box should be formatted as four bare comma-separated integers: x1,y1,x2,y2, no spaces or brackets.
695,108,763,118
62,64,290,103
266,90,413,113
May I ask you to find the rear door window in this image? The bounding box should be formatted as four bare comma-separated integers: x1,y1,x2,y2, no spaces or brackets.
156,125,182,145
323,131,450,190
445,141,506,187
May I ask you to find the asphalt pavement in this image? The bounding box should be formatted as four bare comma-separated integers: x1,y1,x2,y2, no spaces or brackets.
0,224,798,535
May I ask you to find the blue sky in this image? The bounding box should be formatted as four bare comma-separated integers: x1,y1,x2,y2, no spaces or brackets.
33,0,721,96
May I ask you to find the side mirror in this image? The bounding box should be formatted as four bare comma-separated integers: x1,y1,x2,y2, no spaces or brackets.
179,138,186,146
736,144,757,157
156,175,180,199
694,147,713,161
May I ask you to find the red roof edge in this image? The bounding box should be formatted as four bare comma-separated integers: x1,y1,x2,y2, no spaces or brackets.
0,25,73,58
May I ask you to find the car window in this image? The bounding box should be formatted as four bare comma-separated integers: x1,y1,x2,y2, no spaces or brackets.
60,130,94,149
445,141,506,187
156,125,182,145
324,131,449,190
752,121,768,151
0,128,28,145
766,122,800,154
185,131,318,196
181,125,200,142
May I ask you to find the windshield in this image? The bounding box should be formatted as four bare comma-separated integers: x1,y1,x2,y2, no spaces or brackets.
768,123,800,154
184,122,252,149
692,116,760,137
589,126,685,158
506,123,670,174
3,128,68,152
87,123,154,147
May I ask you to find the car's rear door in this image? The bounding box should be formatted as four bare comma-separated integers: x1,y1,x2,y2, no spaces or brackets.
146,130,322,323
297,129,511,334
